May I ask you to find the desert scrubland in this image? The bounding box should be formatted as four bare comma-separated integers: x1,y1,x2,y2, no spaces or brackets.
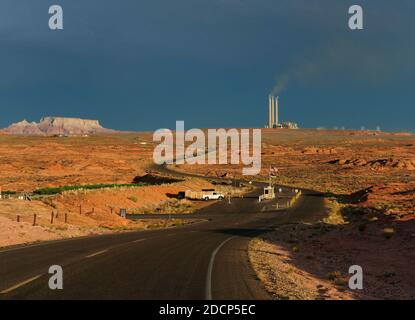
176,128,415,299
1,129,415,299
0,133,213,247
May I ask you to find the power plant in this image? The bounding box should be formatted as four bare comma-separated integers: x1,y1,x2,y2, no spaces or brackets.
267,95,299,129
268,95,279,128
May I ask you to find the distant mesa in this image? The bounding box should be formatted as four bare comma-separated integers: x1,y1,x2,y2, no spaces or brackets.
2,117,117,136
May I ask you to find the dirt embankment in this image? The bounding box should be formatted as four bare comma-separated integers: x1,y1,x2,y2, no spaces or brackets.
0,176,217,248
249,196,415,300
50,177,216,218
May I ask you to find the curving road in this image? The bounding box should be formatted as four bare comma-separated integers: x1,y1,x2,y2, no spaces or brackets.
0,169,326,300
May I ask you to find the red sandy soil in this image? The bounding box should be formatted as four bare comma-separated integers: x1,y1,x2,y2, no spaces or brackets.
0,214,202,249
0,133,215,247
0,178,213,248
250,206,415,300
50,178,216,222
0,215,110,248
0,133,155,191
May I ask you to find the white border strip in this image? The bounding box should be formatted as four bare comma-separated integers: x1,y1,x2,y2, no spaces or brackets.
205,236,236,300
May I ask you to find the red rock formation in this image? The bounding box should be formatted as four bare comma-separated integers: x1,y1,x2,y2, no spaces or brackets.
2,117,117,136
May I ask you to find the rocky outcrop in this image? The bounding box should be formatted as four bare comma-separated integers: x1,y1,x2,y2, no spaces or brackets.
3,120,44,135
328,157,415,170
2,117,117,136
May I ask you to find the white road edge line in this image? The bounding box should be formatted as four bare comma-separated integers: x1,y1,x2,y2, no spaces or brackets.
205,236,237,300
131,239,146,243
85,249,108,258
0,274,43,294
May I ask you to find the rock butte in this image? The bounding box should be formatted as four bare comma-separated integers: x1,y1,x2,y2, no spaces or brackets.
2,116,117,136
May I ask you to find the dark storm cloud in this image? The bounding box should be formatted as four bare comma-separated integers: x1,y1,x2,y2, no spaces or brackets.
0,0,414,130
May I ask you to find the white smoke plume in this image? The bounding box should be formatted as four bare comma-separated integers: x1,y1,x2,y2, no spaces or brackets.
271,62,318,95
270,38,415,95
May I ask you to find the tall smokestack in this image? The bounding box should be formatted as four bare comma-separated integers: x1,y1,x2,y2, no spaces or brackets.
271,96,275,128
274,96,279,126
268,95,273,128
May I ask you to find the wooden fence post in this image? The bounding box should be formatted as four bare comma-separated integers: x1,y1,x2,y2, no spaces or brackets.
50,211,54,224
33,214,37,226
17,215,20,223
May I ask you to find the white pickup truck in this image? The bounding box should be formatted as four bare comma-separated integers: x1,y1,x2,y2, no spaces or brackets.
201,191,225,201
184,189,225,201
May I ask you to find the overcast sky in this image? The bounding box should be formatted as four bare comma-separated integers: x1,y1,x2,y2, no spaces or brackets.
0,0,414,131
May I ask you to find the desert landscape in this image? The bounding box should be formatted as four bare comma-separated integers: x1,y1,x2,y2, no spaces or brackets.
2,0,414,307
1,117,414,299
0,120,222,247
176,128,415,217
173,128,415,299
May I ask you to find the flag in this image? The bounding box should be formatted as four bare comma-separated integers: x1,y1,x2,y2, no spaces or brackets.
270,166,278,177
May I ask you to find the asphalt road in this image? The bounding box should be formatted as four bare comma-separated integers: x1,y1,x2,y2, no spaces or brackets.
0,171,326,300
